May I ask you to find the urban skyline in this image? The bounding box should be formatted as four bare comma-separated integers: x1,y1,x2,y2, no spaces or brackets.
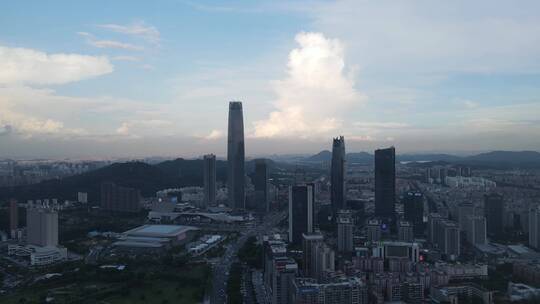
1,1,540,159
2,2,540,304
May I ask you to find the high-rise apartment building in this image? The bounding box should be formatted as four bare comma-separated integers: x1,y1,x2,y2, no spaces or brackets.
375,147,395,217
439,168,447,185
263,239,288,293
100,182,141,213
439,220,460,259
529,205,540,249
331,136,346,213
367,219,382,242
428,213,442,244
457,202,475,232
203,154,216,208
465,215,487,246
401,282,423,304
403,192,424,236
484,193,504,239
227,101,245,210
271,256,298,304
253,158,269,213
9,199,18,236
398,221,414,242
312,242,335,282
337,210,354,252
289,184,315,245
26,207,58,247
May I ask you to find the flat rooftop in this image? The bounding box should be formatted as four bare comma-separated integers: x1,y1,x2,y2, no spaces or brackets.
123,224,198,238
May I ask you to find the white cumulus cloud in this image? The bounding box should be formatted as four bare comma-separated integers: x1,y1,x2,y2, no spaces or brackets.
0,46,113,85
254,32,365,138
204,129,224,140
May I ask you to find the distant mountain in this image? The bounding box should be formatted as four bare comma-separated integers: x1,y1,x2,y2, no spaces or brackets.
305,150,332,162
0,161,177,203
155,158,228,186
0,157,288,203
301,150,540,168
464,151,540,162
397,154,462,162
303,151,373,163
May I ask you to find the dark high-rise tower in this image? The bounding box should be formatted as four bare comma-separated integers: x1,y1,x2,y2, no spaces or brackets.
289,184,314,245
203,154,216,208
331,136,346,213
227,101,245,210
375,147,396,217
403,192,424,236
484,193,504,239
253,159,269,213
9,199,18,236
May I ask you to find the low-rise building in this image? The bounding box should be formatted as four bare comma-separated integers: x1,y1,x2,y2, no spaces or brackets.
113,224,198,251
8,244,67,266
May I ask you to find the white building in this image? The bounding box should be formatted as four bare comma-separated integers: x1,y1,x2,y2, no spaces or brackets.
508,282,540,302
372,241,420,263
27,207,58,247
445,176,496,189
8,244,67,266
77,192,88,204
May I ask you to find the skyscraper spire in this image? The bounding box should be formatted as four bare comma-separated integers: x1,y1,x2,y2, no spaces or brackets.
227,101,245,210
331,136,346,213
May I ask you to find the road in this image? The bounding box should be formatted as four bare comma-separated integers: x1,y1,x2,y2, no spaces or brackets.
209,211,286,304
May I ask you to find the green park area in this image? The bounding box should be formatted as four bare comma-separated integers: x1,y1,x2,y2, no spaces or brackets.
1,262,211,304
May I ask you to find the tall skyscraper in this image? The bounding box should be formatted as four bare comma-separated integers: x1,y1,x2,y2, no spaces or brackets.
26,207,58,247
337,209,354,252
331,136,346,213
253,158,269,213
203,154,216,208
289,184,314,245
375,147,395,217
100,182,141,213
484,193,504,239
227,101,245,210
403,192,424,236
9,199,18,236
529,205,540,249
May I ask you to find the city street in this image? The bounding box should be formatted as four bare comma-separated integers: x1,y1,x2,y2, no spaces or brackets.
209,211,285,304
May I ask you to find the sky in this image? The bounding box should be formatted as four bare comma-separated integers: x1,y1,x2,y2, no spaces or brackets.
1,0,540,159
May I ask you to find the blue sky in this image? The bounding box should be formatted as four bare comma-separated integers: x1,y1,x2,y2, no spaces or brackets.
1,0,540,159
